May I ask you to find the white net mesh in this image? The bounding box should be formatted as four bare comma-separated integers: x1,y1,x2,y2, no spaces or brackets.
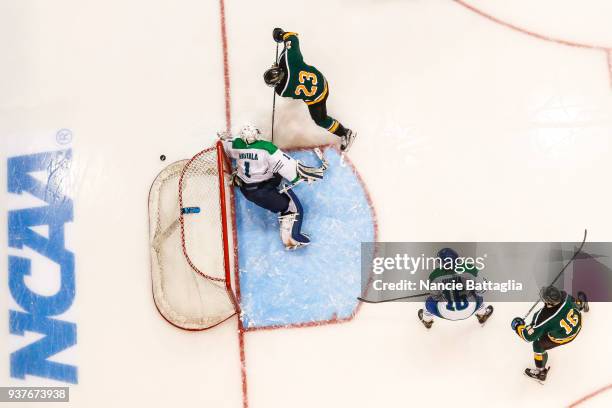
179,148,227,282
149,144,237,330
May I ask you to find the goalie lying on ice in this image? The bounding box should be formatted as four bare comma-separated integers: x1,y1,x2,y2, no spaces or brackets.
219,124,326,250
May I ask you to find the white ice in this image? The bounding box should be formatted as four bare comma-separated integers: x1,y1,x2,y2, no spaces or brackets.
1,0,612,407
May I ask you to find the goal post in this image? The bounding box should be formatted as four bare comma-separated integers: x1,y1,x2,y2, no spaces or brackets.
148,141,238,330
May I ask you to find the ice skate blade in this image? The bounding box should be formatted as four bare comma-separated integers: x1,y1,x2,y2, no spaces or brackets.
524,368,549,385
285,242,310,251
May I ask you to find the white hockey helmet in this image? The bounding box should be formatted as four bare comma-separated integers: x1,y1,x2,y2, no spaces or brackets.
239,124,262,144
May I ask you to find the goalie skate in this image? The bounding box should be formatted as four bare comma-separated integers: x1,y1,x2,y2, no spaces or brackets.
279,212,310,250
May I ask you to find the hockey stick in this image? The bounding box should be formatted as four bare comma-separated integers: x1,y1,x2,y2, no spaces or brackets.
357,292,431,304
522,229,588,319
279,179,304,194
152,207,200,250
271,42,280,143
152,219,179,250
313,147,329,170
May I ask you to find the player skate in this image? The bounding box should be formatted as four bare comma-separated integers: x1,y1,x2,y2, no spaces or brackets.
417,309,433,329
264,28,357,152
476,305,494,325
219,124,326,250
418,248,493,329
576,291,589,312
511,286,586,382
340,130,357,152
524,367,550,384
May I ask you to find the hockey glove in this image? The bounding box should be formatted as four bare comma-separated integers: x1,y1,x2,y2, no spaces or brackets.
511,317,525,331
297,162,324,183
217,130,232,141
273,27,285,43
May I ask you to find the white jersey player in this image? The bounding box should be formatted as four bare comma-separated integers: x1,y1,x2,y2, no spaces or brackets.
418,248,494,329
220,124,325,249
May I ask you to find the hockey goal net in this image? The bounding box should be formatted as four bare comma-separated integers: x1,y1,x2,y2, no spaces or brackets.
148,141,238,330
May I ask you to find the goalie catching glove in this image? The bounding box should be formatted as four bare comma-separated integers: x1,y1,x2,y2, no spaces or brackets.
296,161,324,183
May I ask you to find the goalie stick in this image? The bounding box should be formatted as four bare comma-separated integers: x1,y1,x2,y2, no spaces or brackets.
522,229,588,319
152,207,200,250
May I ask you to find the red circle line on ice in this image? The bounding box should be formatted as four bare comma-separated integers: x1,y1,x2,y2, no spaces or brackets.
452,0,612,88
569,383,612,407
449,4,612,404
217,2,610,407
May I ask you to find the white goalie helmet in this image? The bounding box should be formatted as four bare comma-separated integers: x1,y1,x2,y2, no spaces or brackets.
239,124,262,144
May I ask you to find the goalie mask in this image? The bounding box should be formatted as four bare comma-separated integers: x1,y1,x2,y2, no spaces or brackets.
239,124,261,144
264,65,285,87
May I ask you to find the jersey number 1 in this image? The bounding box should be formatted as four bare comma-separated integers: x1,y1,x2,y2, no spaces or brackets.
244,161,251,178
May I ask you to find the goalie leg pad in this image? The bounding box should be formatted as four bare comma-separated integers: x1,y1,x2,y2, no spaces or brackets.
279,190,310,248
239,176,291,213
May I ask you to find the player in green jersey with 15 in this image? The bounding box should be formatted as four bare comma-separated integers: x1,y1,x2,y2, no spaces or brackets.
511,286,589,382
263,28,357,152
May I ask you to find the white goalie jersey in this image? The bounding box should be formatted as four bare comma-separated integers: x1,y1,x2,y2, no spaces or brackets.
221,138,299,184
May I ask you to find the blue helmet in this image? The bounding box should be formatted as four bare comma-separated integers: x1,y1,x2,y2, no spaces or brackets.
437,248,459,263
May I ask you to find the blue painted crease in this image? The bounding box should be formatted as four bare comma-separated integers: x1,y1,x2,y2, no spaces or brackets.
235,148,375,329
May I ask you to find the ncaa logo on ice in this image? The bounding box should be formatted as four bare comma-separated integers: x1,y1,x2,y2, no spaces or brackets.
6,147,78,384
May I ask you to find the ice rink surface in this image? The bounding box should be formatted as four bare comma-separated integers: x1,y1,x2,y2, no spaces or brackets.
1,0,612,407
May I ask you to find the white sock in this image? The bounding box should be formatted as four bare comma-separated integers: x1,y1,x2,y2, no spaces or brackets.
422,309,434,323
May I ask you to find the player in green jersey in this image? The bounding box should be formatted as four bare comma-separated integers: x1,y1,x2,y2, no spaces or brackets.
511,286,589,382
263,28,357,152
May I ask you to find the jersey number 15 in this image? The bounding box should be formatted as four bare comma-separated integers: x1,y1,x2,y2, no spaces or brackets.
560,309,579,335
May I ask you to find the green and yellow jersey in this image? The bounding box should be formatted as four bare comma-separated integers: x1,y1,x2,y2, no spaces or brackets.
514,294,582,345
275,32,329,106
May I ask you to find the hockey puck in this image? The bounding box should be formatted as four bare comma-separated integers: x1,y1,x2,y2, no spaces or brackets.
160,154,166,161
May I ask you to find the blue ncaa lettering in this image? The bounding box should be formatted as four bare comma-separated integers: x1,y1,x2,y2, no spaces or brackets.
7,149,77,384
